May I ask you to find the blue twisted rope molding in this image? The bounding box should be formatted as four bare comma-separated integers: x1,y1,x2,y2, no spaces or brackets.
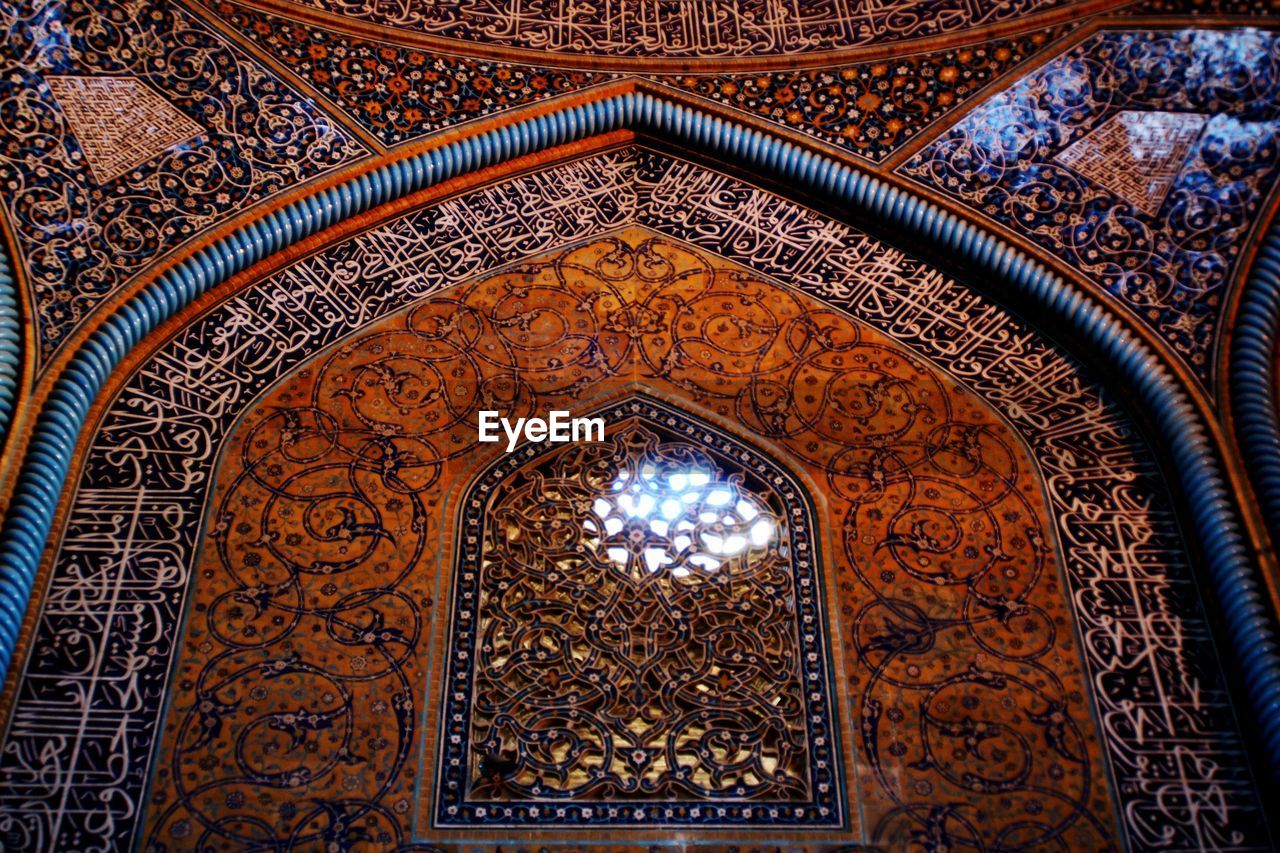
1233,226,1280,578
0,242,17,459
0,90,1277,776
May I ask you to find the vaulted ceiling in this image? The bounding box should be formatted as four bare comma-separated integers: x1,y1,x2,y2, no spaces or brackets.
0,2,1277,850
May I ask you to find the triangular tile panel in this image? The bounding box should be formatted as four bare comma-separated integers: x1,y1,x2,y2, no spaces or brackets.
1055,110,1206,215
47,75,204,184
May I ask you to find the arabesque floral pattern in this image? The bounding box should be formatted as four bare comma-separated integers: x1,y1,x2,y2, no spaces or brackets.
0,0,365,366
221,0,1065,161
900,28,1280,380
220,2,604,147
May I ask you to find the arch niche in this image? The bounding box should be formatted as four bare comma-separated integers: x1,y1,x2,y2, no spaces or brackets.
0,148,1263,850
144,228,1108,847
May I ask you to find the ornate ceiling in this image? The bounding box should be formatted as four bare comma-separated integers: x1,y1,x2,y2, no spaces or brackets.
0,1,1278,850
216,0,1102,67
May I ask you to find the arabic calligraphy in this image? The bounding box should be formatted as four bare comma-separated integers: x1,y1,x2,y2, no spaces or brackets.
0,150,1263,849
238,0,1089,63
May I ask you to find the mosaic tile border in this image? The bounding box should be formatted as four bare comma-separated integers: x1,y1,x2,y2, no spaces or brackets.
0,241,17,453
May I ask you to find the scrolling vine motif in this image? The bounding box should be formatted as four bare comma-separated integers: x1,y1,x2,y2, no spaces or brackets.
0,151,1257,849
0,0,364,367
143,231,1110,846
900,28,1280,381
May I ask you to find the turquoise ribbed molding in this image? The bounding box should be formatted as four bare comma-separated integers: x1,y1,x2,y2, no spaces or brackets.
1232,228,1280,579
0,91,1277,777
0,239,17,457
1234,229,1280,512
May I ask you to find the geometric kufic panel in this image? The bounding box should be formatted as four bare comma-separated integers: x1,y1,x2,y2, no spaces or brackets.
438,403,841,827
1055,110,1206,215
46,75,204,184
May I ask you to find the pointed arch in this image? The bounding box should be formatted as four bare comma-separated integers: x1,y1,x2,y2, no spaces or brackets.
0,89,1273,847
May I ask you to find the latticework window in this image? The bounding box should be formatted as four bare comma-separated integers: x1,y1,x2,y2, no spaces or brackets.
436,401,842,827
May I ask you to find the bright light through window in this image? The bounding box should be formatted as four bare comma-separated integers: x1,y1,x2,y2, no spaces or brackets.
583,461,779,577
